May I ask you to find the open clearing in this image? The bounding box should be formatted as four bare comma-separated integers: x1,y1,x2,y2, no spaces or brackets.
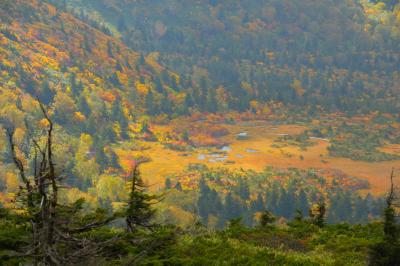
139,121,400,195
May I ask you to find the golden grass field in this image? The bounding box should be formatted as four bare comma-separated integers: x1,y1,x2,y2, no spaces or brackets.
139,121,400,195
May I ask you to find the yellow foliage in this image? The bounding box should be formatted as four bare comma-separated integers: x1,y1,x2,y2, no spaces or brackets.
96,174,127,202
135,81,149,96
74,111,86,121
39,118,50,128
241,82,253,95
145,52,167,73
113,122,121,139
53,91,77,121
262,105,271,114
112,201,127,212
13,127,25,145
46,3,58,17
80,133,93,147
292,79,306,97
6,172,19,193
0,103,25,127
15,209,29,216
309,120,319,126
20,94,38,113
2,58,15,68
374,2,386,10
116,71,128,86
250,100,259,110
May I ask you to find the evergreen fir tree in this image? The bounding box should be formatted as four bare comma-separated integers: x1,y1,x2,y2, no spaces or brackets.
353,196,368,224
165,178,172,189
145,89,155,115
250,193,264,212
310,201,326,228
260,210,276,226
296,188,309,217
126,163,157,232
78,95,91,117
369,170,400,265
175,181,183,191
197,179,211,225
224,192,243,221
206,88,218,113
238,179,250,200
39,81,55,105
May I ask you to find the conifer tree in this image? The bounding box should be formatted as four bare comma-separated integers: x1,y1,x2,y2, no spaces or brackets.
223,192,243,221
238,178,250,200
310,201,326,228
353,196,368,224
250,193,264,212
369,169,400,265
175,181,183,191
165,178,172,189
296,188,309,217
77,95,91,117
126,162,157,233
197,178,211,224
260,210,276,227
145,89,155,115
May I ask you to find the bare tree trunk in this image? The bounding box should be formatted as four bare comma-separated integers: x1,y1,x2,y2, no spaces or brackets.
5,100,119,264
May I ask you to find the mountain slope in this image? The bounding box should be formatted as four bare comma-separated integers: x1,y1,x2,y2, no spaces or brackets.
64,0,400,114
0,0,186,200
0,0,186,135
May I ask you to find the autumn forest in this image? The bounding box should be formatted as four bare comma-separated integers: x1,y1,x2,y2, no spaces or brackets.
0,0,400,265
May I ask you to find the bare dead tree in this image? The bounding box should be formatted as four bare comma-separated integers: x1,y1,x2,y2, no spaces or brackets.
6,102,59,264
6,127,34,208
383,168,399,244
386,168,399,210
5,101,118,265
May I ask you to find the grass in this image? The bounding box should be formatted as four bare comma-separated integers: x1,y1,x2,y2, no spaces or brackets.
133,121,398,195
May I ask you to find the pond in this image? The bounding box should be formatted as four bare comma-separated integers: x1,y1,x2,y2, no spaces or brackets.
198,153,228,163
220,146,232,152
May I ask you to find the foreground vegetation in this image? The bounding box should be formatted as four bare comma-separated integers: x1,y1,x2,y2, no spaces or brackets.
161,166,381,227
0,108,399,265
1,0,400,212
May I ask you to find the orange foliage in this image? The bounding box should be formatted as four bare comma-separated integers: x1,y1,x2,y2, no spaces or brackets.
99,91,117,103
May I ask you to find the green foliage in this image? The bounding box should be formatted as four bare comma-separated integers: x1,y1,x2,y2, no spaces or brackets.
126,165,157,232
260,210,276,226
66,0,400,114
184,167,383,228
280,117,400,162
369,173,400,265
309,202,327,228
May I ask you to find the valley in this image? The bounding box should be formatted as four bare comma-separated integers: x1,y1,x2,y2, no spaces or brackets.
1,0,400,264
133,119,400,195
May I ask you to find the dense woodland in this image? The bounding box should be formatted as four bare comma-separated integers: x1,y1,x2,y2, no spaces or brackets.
61,0,400,114
0,0,400,264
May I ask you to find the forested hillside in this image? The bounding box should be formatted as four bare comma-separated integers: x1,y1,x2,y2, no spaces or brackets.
0,0,183,206
0,0,400,264
62,0,400,114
